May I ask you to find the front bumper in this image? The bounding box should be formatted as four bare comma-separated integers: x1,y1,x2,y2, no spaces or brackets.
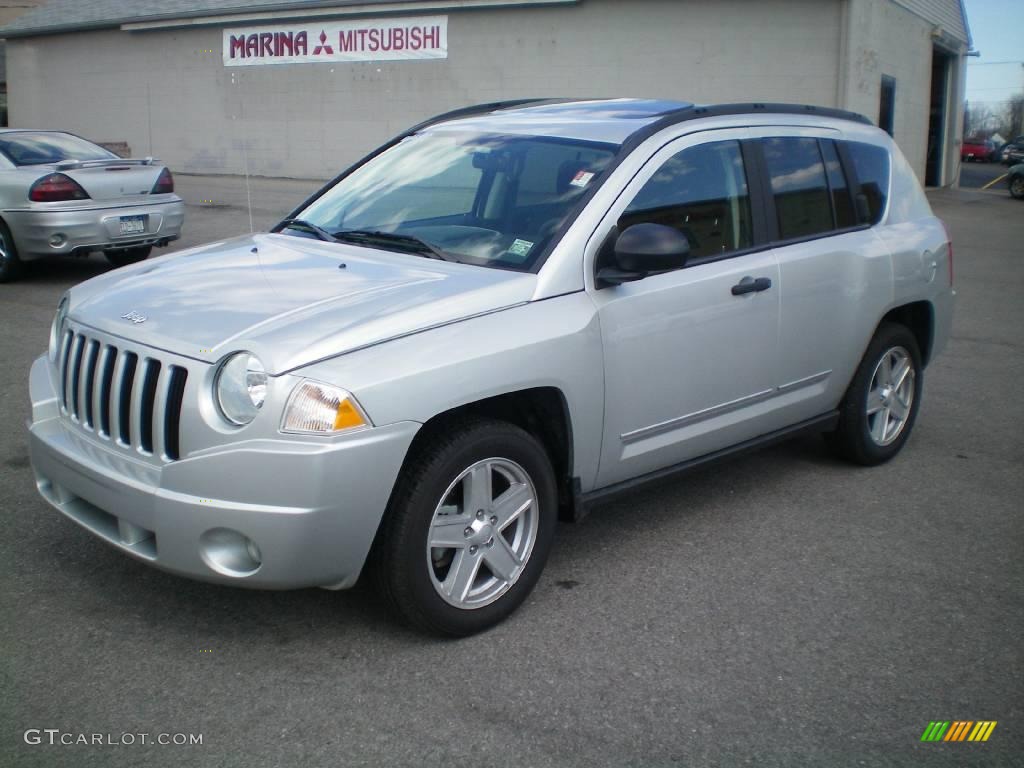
5,198,185,260
27,355,418,590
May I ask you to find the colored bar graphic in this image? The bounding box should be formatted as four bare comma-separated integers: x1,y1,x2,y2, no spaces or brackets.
921,721,950,741
945,721,973,741
968,722,998,742
921,720,996,742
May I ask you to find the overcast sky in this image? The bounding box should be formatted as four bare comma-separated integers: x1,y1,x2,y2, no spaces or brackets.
962,0,1023,106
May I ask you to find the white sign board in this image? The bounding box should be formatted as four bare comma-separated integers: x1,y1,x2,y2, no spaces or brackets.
223,16,447,66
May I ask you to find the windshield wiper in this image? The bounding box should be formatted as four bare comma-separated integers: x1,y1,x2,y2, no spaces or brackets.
279,218,341,243
333,229,459,262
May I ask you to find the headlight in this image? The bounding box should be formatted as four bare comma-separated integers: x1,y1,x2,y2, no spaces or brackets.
48,297,69,362
214,352,267,426
281,380,370,435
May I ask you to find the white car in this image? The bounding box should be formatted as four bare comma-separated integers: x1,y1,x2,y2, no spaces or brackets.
0,129,184,282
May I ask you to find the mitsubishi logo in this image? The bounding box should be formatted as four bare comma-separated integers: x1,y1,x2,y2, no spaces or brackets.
121,310,148,324
312,30,333,55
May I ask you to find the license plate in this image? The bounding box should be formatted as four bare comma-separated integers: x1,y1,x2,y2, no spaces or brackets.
119,215,147,235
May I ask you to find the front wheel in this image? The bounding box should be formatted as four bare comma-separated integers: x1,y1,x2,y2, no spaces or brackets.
105,245,152,268
827,323,923,465
372,418,557,636
1010,175,1024,200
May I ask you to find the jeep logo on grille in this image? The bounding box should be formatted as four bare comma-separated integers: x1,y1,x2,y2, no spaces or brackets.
121,310,148,324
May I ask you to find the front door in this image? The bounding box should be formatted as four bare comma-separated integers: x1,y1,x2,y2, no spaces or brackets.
589,132,781,488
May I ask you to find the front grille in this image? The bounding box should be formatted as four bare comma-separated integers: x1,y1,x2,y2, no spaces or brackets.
58,330,188,461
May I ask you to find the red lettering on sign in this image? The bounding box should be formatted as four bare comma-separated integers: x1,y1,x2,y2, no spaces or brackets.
229,34,246,58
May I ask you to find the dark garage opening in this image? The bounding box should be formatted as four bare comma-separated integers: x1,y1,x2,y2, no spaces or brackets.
926,47,951,187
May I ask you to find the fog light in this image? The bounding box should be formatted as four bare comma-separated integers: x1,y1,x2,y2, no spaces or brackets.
199,528,262,577
245,538,263,566
49,233,67,247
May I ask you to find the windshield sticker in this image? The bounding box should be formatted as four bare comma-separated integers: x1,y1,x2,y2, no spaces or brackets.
507,239,534,259
570,170,595,188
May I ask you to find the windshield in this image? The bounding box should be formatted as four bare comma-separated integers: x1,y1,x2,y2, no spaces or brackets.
0,132,117,166
294,130,618,270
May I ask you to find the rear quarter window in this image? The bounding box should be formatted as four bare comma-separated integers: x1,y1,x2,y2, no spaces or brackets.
845,141,890,225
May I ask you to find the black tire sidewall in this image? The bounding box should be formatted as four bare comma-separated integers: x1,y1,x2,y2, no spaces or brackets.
837,323,923,465
0,219,22,283
379,420,557,636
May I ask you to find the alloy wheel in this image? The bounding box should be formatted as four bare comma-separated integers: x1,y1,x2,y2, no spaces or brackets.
865,345,916,446
426,457,539,609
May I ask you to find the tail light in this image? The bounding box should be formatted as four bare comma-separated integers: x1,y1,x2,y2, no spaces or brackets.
151,168,174,194
29,173,89,202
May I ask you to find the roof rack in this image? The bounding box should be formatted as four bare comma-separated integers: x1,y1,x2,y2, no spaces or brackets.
671,102,873,126
417,98,874,133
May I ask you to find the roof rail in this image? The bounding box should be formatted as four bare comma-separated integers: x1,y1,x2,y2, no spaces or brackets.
408,98,561,132
675,102,873,125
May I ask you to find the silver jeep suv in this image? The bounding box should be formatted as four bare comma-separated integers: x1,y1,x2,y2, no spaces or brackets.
28,99,954,635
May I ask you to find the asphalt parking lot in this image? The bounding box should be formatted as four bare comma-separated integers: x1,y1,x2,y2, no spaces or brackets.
959,159,1010,190
1,176,1021,767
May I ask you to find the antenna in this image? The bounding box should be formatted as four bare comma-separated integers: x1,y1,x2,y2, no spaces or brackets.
232,69,255,234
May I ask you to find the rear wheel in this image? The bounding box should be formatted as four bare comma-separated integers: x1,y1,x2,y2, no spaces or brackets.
827,322,923,465
372,418,557,636
1010,175,1024,200
105,245,152,268
0,220,24,283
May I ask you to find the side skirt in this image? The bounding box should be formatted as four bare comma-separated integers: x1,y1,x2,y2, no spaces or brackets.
572,411,839,519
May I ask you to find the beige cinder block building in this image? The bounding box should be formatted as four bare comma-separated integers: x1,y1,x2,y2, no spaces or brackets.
1,0,971,186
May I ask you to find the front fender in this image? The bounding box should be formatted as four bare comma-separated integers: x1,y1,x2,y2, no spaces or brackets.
292,293,605,493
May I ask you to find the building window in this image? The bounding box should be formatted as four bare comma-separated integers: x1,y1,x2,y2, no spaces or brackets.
879,75,896,137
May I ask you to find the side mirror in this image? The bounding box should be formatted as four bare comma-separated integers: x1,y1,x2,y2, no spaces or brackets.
596,223,690,287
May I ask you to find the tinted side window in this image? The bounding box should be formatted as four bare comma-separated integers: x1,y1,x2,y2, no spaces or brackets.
762,137,832,240
621,140,752,260
820,140,856,229
845,141,890,225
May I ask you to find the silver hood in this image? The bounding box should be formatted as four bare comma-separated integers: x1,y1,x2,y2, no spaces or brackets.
67,233,538,374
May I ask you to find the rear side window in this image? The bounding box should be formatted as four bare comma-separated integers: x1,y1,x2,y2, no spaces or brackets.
620,140,753,260
0,132,116,166
820,140,856,229
845,141,890,225
762,137,832,240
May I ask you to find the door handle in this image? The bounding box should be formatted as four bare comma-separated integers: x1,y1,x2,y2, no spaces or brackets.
731,276,772,295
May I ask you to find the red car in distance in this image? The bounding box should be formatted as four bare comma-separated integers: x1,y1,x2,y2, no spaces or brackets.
961,138,996,162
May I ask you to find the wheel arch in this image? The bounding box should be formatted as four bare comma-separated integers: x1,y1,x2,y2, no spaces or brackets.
399,386,578,521
879,300,934,366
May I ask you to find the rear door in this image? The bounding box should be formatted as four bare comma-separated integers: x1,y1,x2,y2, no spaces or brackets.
757,131,893,422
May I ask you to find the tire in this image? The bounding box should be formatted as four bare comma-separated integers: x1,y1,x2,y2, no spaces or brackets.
105,245,152,268
827,322,923,466
372,418,557,636
0,220,24,283
1010,175,1024,200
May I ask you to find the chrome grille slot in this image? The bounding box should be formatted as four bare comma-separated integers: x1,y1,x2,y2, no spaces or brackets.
138,359,161,454
58,331,74,412
97,346,116,437
68,335,85,421
164,367,188,461
117,352,138,446
55,327,191,462
81,340,100,428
